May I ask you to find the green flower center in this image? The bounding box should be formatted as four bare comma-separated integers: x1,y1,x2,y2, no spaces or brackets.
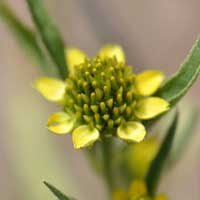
64,56,136,136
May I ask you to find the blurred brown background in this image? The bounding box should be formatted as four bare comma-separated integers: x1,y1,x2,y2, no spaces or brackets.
0,0,199,199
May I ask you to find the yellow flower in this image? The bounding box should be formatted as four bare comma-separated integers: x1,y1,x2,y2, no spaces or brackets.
123,138,159,179
34,45,169,149
112,180,168,200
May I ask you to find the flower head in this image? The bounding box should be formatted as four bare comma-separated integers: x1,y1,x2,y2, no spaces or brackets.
34,45,169,148
112,180,168,200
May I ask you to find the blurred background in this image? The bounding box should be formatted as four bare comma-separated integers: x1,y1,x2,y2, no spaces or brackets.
0,0,199,199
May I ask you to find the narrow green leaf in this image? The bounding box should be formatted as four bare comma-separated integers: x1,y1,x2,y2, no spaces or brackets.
146,112,178,196
0,1,49,73
26,0,68,79
44,181,74,200
157,36,200,104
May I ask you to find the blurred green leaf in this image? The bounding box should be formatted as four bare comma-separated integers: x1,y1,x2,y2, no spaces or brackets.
157,36,200,104
44,181,75,200
169,103,198,165
26,0,68,79
146,112,178,196
0,1,50,73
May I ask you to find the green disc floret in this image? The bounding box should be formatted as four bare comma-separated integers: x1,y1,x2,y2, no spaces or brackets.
65,57,135,137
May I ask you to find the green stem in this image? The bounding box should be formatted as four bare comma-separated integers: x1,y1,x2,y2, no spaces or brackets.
101,138,115,195
85,147,101,173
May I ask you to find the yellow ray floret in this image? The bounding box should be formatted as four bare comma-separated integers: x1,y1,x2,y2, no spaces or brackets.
117,121,146,142
47,112,75,134
98,44,125,63
135,70,164,96
34,77,66,102
134,97,169,120
72,125,100,149
65,48,87,73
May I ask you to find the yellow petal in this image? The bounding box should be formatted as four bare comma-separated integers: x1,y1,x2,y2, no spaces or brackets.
65,48,86,73
135,70,164,96
117,121,146,142
98,44,125,63
134,97,169,120
47,112,75,134
34,77,66,102
129,180,147,197
112,189,127,200
72,125,99,149
154,194,168,200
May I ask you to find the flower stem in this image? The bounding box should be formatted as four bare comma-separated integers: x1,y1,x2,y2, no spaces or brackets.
101,138,115,196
